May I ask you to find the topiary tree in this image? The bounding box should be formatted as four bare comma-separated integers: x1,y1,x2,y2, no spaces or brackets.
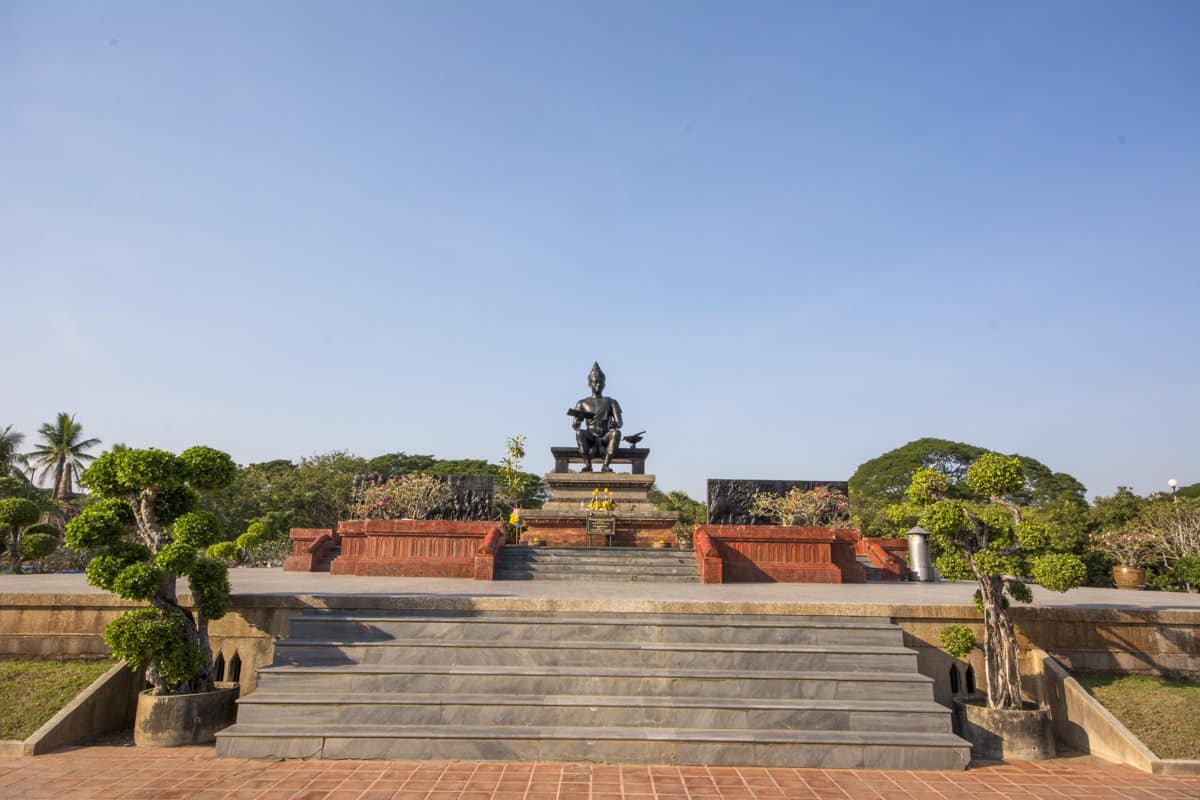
0,498,43,574
19,523,59,568
65,446,237,695
888,453,1086,710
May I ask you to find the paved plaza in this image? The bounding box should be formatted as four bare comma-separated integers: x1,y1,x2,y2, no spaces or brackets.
5,568,1200,610
2,745,1200,800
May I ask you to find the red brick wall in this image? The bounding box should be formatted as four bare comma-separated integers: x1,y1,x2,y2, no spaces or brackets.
331,519,502,578
696,525,867,583
520,517,677,548
283,528,336,572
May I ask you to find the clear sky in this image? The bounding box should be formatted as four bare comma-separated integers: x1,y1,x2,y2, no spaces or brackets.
3,1,1198,502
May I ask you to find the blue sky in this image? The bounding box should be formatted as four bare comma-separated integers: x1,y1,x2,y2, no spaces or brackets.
3,1,1198,502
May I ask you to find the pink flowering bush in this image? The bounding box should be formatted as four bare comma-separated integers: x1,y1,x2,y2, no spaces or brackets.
350,474,452,520
1089,529,1157,567
749,485,851,528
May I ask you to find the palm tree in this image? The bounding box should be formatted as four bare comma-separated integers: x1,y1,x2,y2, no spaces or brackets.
0,425,25,477
26,413,101,501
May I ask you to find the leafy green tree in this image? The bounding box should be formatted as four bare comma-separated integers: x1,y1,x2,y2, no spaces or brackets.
1177,482,1200,500
850,437,1087,537
66,446,236,695
0,498,42,573
26,413,101,501
1,425,26,478
888,453,1086,710
650,489,707,526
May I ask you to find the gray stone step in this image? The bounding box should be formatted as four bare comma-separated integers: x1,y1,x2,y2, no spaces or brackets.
270,638,919,672
494,570,699,582
216,723,970,770
217,608,968,769
495,547,699,582
285,612,905,647
252,663,936,700
232,692,953,733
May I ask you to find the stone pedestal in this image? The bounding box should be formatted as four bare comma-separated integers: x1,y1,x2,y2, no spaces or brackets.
521,472,678,547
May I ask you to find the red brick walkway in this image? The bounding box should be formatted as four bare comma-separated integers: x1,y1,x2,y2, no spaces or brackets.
2,748,1199,800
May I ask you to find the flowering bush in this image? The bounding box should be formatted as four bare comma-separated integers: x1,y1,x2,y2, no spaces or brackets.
350,474,452,520
1089,529,1157,567
749,485,851,528
587,487,615,513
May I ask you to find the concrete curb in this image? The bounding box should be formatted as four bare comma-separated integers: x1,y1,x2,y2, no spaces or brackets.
0,661,141,757
1029,648,1200,775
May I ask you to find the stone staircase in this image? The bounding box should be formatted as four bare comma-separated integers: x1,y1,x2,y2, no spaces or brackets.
215,609,970,769
495,546,699,582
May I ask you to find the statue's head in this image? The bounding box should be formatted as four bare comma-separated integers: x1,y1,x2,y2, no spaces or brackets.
588,362,606,393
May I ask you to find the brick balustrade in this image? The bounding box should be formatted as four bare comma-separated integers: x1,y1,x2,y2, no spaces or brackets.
282,528,340,572
694,525,867,584
330,519,504,578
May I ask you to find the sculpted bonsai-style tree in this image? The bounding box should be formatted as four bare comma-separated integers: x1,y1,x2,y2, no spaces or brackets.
65,446,237,695
889,453,1086,709
0,494,59,574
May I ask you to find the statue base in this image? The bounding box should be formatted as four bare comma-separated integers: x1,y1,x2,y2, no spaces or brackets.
520,472,679,547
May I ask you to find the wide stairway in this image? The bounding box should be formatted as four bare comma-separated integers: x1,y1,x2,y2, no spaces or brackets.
495,546,699,582
216,609,970,769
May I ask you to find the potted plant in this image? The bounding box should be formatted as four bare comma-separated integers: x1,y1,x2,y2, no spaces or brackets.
1088,529,1156,589
65,446,239,746
888,453,1087,760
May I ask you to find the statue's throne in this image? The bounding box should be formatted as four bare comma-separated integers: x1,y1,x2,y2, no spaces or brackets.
549,446,650,474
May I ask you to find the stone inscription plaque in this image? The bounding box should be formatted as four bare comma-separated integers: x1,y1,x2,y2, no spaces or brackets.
585,516,616,537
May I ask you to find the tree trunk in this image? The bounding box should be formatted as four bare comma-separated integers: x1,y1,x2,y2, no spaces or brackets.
978,572,1022,709
7,528,21,575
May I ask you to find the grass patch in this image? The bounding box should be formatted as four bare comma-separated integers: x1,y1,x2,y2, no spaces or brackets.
1076,673,1200,760
0,658,113,741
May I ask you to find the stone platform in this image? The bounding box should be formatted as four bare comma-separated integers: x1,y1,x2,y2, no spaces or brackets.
520,472,678,547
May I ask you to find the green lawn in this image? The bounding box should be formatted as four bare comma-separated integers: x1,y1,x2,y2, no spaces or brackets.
0,658,113,741
1076,673,1200,760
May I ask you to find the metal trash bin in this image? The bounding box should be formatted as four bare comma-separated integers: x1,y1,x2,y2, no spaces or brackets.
907,525,935,581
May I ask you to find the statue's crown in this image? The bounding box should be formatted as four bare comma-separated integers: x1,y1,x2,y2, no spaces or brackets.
589,362,606,385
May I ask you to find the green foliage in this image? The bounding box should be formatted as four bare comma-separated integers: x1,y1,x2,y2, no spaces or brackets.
1177,483,1200,500
172,511,222,548
116,449,183,492
155,541,197,576
939,625,976,659
178,446,237,491
849,437,1087,537
19,532,57,561
111,562,162,600
65,498,134,549
235,529,263,552
1005,579,1033,604
906,468,949,504
920,500,972,541
0,476,25,499
933,549,973,582
1029,552,1088,592
154,485,200,525
0,498,39,528
650,489,707,526
206,541,237,562
78,451,124,495
966,453,1024,498
103,608,203,686
187,557,230,620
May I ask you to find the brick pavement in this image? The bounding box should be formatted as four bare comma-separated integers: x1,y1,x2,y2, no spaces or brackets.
1,747,1199,800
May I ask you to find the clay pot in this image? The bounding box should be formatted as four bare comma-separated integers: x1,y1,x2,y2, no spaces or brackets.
1112,566,1147,590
